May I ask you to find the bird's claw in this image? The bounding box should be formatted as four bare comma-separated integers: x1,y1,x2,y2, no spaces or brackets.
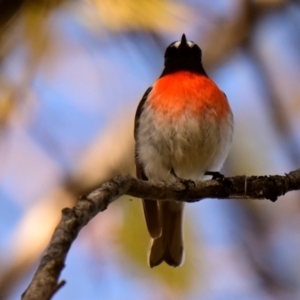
176,178,195,190
171,168,195,189
205,171,224,180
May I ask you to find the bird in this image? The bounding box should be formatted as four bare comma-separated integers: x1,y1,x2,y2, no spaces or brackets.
134,34,233,267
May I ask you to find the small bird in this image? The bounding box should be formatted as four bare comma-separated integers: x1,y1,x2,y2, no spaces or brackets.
134,34,233,267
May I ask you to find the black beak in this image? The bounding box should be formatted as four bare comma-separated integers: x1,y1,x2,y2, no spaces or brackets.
178,34,189,54
181,34,187,45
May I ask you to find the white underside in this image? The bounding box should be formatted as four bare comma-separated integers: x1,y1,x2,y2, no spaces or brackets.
136,104,233,182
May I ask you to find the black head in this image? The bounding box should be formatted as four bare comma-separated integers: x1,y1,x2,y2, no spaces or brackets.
160,34,207,77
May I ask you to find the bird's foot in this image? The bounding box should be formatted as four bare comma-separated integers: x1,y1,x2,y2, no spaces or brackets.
205,171,233,192
205,171,224,180
177,178,196,189
171,168,195,189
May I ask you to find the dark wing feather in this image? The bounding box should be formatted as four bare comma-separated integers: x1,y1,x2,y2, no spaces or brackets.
134,87,162,239
134,87,152,140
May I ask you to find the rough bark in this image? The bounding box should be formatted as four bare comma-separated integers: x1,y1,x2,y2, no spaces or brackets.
22,169,300,300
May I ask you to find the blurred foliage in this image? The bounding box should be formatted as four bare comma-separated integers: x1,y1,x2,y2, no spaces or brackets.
0,0,65,127
0,0,300,299
90,0,191,32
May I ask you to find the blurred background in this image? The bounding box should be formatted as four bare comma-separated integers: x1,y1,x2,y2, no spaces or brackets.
0,0,300,299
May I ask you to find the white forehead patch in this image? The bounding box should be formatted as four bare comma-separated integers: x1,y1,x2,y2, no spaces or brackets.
172,40,194,48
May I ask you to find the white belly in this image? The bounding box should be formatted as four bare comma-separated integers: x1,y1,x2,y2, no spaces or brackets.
136,105,233,181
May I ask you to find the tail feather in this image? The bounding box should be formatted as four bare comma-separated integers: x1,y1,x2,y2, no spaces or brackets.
142,199,162,238
148,235,166,267
148,201,184,267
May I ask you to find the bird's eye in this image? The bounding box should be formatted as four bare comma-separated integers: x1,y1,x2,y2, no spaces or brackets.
190,45,202,57
165,46,177,59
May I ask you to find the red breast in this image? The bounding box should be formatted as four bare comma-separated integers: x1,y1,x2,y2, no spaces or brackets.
148,71,230,121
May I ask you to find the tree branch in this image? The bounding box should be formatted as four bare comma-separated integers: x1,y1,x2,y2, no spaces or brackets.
22,169,300,300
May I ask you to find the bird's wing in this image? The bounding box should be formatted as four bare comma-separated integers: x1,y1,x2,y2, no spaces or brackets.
134,87,162,239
